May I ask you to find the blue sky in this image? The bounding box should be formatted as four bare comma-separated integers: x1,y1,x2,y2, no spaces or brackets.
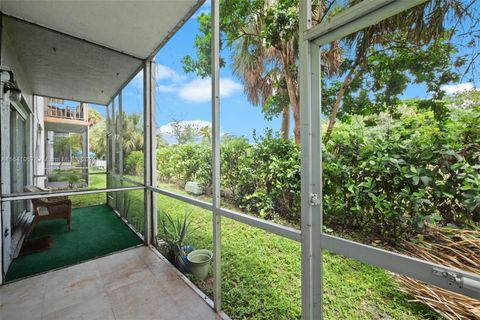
89,1,478,143
88,1,284,142
152,2,284,141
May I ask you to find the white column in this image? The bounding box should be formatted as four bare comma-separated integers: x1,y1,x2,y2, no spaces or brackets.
143,60,157,245
211,0,222,312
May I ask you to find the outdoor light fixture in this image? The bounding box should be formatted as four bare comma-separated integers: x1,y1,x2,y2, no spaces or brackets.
1,68,22,102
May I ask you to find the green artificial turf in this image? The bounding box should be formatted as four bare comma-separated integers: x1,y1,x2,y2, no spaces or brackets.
6,204,142,281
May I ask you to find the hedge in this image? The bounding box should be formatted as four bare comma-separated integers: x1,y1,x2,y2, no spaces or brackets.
125,105,479,242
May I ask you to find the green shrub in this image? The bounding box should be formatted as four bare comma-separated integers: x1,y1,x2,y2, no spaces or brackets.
155,105,479,241
157,144,211,187
323,106,480,241
230,131,300,223
125,150,144,176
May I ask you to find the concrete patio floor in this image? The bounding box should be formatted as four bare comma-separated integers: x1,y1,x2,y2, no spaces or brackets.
0,246,221,320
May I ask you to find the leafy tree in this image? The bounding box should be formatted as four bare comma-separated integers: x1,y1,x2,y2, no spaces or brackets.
125,150,144,176
87,107,103,127
322,36,461,139
89,122,106,159
157,134,168,148
169,119,200,144
199,125,212,144
183,0,477,143
53,134,80,169
122,113,144,154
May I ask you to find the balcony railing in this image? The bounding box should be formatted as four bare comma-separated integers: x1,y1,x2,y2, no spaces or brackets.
45,104,86,121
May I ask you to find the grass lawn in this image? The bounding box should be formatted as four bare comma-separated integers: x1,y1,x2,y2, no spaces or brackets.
70,173,107,208
156,193,439,320
71,175,439,319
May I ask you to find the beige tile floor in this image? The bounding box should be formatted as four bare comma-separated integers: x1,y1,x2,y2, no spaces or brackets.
0,247,222,320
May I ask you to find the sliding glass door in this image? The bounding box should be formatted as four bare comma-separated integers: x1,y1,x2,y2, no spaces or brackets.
10,106,27,228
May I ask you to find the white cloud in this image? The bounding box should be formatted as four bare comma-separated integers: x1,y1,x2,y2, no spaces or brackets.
156,64,186,83
441,82,474,95
157,85,177,93
178,78,242,103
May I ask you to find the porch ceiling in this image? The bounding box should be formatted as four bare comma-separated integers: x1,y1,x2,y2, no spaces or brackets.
0,0,203,105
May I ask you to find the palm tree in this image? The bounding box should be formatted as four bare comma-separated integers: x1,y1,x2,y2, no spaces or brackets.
232,22,291,139
122,113,144,154
88,107,103,127
199,125,212,144
229,0,341,143
89,122,106,159
187,0,476,142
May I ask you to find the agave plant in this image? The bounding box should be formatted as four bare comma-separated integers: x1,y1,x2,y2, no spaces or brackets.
158,210,192,269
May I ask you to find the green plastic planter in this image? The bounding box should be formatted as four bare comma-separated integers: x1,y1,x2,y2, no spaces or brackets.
187,249,212,280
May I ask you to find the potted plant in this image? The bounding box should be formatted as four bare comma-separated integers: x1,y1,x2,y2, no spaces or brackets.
158,210,192,272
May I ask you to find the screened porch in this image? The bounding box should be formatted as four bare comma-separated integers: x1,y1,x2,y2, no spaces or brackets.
1,1,479,320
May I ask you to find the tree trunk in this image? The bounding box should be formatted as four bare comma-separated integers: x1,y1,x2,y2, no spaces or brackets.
59,151,64,170
281,105,290,139
324,65,358,142
292,100,301,144
280,48,300,144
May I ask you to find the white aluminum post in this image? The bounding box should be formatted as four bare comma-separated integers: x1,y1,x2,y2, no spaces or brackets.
211,0,222,312
151,63,157,245
0,62,7,284
0,16,4,283
106,103,111,205
299,0,323,319
310,41,323,319
111,99,116,174
83,108,89,186
143,61,154,245
118,93,123,178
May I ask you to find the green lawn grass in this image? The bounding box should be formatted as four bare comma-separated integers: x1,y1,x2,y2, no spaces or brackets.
73,175,439,319
156,194,439,320
70,173,107,208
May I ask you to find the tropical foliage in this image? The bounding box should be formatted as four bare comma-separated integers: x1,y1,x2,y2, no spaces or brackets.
183,0,478,143
151,99,480,241
89,111,144,163
53,134,81,169
89,121,106,159
158,210,193,267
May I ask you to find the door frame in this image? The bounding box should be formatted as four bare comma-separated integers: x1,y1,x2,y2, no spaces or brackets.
1,96,31,282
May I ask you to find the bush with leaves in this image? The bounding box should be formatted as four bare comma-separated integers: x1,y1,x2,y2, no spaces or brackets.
124,150,144,176
230,131,301,223
157,144,211,187
155,104,479,241
323,105,480,241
